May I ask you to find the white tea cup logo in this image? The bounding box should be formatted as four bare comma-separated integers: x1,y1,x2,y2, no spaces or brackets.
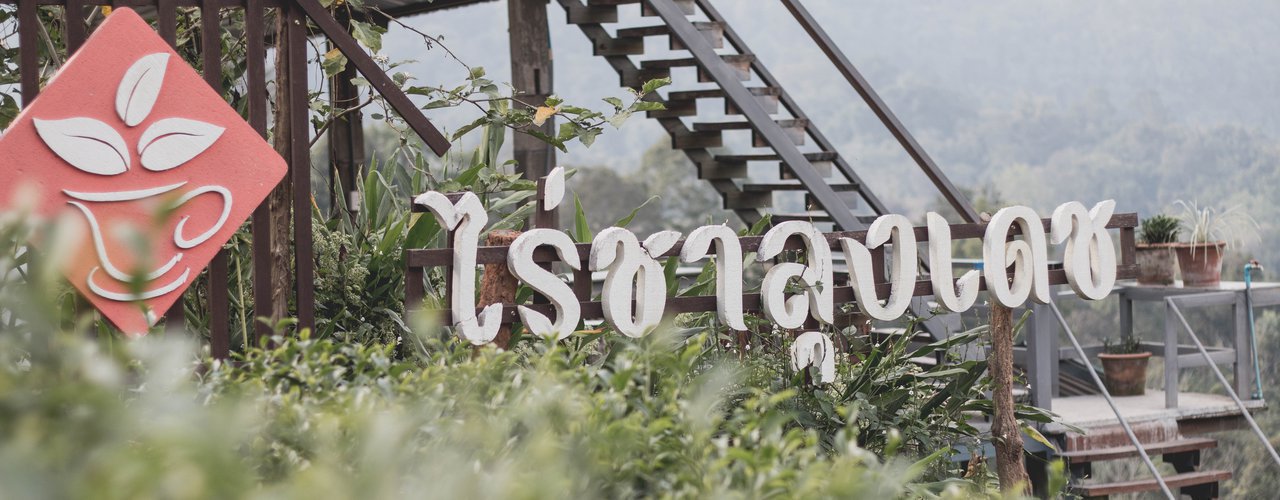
34,53,231,308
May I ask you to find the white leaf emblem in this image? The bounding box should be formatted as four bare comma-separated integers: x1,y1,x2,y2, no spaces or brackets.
115,53,170,127
33,118,130,175
138,118,225,171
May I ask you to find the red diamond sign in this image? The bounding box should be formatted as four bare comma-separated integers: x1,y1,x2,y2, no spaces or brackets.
0,9,287,335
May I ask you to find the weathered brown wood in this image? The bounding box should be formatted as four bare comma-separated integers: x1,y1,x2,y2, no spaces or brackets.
18,0,39,105
1060,437,1217,464
508,0,557,186
264,5,295,340
989,301,1029,494
157,0,178,45
287,1,315,331
159,6,184,334
63,0,87,52
202,2,230,359
327,14,364,218
1075,470,1230,497
292,0,451,156
246,0,275,345
479,230,521,348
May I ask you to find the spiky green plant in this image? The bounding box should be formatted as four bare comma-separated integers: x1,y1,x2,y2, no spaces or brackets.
1174,200,1259,248
1139,214,1181,244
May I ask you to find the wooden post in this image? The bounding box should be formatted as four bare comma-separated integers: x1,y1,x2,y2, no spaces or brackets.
508,0,557,219
263,8,295,339
479,230,521,349
990,301,1030,494
328,16,365,218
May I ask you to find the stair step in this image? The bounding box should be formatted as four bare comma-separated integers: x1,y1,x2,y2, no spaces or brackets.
741,182,859,193
692,118,808,146
668,86,779,102
1073,470,1230,498
593,36,644,56
1060,438,1217,464
667,87,782,116
722,191,773,209
691,119,805,132
806,190,861,210
566,3,618,24
717,152,837,163
696,160,748,180
646,98,697,118
639,54,755,81
641,0,696,16
671,130,722,150
616,22,724,50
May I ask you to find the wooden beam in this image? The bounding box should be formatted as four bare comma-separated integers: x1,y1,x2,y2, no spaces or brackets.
508,0,557,203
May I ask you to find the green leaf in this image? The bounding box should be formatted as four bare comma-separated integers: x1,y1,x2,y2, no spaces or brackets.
641,77,672,94
664,257,680,296
1021,421,1058,452
350,21,387,53
451,116,488,142
469,66,486,79
578,128,601,148
613,195,659,228
631,101,665,112
573,193,592,243
602,97,624,110
321,48,347,77
608,110,633,129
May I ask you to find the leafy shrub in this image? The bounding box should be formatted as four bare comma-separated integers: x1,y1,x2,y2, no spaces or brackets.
0,322,1010,498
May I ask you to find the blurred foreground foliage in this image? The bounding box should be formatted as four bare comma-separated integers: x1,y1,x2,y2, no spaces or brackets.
0,326,1009,499
0,211,1029,498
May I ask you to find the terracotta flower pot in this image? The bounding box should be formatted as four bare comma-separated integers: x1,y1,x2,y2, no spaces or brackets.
1174,242,1226,287
1099,351,1151,396
1135,243,1178,285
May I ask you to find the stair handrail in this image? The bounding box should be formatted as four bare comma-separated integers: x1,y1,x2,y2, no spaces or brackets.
774,0,979,224
1167,295,1280,469
1048,301,1175,499
644,0,866,231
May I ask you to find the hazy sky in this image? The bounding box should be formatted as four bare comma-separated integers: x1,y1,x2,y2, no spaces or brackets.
379,1,1280,185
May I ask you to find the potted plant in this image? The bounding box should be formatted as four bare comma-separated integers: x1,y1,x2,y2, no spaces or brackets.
1173,201,1259,287
1099,336,1150,396
1135,214,1180,285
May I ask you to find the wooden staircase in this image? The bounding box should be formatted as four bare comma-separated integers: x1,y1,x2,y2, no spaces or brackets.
556,0,978,342
556,0,945,231
1061,437,1230,499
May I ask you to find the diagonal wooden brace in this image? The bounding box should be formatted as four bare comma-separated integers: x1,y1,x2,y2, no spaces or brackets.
293,0,451,156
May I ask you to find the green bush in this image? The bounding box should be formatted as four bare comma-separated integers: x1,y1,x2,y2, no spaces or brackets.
0,211,1026,498
0,324,1008,498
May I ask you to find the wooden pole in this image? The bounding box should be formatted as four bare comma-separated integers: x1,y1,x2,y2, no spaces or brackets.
989,301,1030,494
263,9,295,338
328,16,365,218
508,0,557,200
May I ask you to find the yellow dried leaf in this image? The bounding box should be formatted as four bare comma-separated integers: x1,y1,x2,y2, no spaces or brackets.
532,106,558,126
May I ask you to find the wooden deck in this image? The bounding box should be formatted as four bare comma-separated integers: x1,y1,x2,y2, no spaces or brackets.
1044,391,1265,453
1047,392,1266,432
